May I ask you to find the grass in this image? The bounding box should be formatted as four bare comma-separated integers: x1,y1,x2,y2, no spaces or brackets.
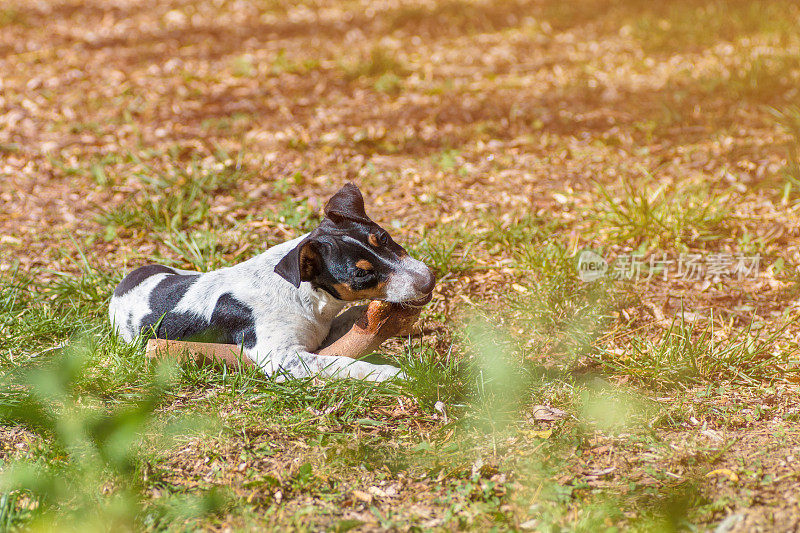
631,0,800,54
96,151,247,236
592,176,732,250
505,242,614,362
85,146,309,271
0,8,26,27
0,207,793,529
413,232,476,277
342,46,408,80
0,343,225,531
770,105,800,196
592,314,799,389
0,248,741,530
697,53,800,104
385,0,611,37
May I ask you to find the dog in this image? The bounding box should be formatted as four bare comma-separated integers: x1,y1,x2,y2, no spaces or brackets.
109,183,435,381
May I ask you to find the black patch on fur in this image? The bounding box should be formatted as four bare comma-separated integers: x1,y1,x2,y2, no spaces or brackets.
140,273,200,339
348,269,385,292
208,293,257,348
114,264,175,297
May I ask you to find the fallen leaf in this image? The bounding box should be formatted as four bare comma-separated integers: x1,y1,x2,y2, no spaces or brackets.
586,466,616,478
531,405,567,421
522,429,552,439
368,486,387,498
352,490,373,503
706,468,739,482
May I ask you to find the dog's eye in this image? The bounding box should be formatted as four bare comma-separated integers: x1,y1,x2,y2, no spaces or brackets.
354,268,370,279
378,232,389,245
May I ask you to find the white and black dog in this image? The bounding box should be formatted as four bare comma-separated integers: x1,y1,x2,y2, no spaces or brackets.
109,184,435,381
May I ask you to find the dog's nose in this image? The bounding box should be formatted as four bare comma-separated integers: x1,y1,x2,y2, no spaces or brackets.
414,268,436,295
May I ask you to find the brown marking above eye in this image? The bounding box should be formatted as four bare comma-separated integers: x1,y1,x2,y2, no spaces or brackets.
355,259,374,271
368,234,380,247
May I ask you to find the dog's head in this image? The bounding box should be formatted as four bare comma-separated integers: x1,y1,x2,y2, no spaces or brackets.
275,183,435,303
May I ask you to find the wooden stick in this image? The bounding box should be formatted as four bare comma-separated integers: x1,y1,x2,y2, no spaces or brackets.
317,300,425,358
144,297,429,371
145,338,257,369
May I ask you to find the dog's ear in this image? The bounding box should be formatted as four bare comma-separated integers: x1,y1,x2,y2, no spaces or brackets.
274,238,322,288
324,183,370,224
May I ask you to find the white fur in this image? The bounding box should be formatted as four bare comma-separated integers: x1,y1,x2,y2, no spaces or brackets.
385,255,432,302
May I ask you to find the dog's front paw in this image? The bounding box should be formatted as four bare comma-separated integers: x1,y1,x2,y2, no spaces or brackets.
368,364,405,382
